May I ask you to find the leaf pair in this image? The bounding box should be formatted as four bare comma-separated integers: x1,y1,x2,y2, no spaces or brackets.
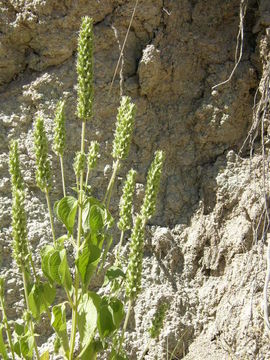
12,321,35,360
41,245,72,294
82,196,114,235
28,282,56,319
77,292,125,358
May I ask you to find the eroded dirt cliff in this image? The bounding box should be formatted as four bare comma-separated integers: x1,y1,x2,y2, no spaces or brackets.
1,0,270,358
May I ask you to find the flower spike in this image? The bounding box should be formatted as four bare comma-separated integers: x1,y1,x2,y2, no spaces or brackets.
9,140,24,192
126,215,145,300
12,189,30,269
112,96,136,161
34,116,52,192
53,100,66,157
118,169,137,231
87,141,100,170
77,16,94,121
141,150,164,221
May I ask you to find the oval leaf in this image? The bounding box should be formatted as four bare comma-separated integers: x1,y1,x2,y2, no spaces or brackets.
55,196,78,233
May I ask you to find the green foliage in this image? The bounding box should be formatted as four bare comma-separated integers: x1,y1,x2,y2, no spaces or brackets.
51,303,69,356
0,325,8,360
34,116,52,192
54,196,78,234
5,15,166,360
77,292,100,350
28,282,56,319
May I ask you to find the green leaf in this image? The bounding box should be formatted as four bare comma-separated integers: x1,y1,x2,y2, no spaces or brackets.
13,323,34,360
78,292,101,352
89,205,104,233
0,325,8,360
108,298,125,329
41,349,50,360
110,349,128,360
97,297,125,339
56,234,68,247
77,243,101,288
51,303,69,354
58,249,72,293
82,197,114,234
80,340,103,360
41,246,72,294
104,266,125,286
48,250,62,284
54,196,78,234
42,282,56,307
97,303,114,339
28,282,56,319
41,245,55,282
82,199,91,233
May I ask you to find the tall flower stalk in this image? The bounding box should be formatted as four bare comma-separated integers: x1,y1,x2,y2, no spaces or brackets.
9,143,40,360
34,115,56,244
0,278,15,360
104,96,136,209
69,16,94,360
53,100,66,197
116,168,137,263
118,152,164,354
3,16,166,360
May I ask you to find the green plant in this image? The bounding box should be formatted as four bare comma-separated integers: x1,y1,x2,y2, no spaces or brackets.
1,16,165,360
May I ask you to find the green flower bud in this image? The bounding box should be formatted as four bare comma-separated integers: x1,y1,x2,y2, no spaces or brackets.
118,169,137,231
126,215,145,300
34,116,52,192
112,96,136,160
12,189,29,269
9,140,24,192
87,141,100,170
53,100,66,157
77,16,94,121
149,302,169,339
73,151,86,177
141,150,164,221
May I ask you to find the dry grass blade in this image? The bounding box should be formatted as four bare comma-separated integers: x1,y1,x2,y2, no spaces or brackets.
109,0,139,95
212,0,248,90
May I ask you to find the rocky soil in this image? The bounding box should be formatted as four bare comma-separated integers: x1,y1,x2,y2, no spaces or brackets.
1,0,270,359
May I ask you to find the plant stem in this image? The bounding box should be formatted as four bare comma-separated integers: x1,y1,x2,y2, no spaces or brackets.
0,296,15,360
22,266,40,360
118,298,132,355
115,230,124,265
103,159,120,209
45,187,56,244
139,339,151,360
29,253,39,281
60,155,66,197
69,120,86,360
85,167,90,188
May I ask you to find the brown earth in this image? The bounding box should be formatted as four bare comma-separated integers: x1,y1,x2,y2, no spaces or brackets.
1,0,270,359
